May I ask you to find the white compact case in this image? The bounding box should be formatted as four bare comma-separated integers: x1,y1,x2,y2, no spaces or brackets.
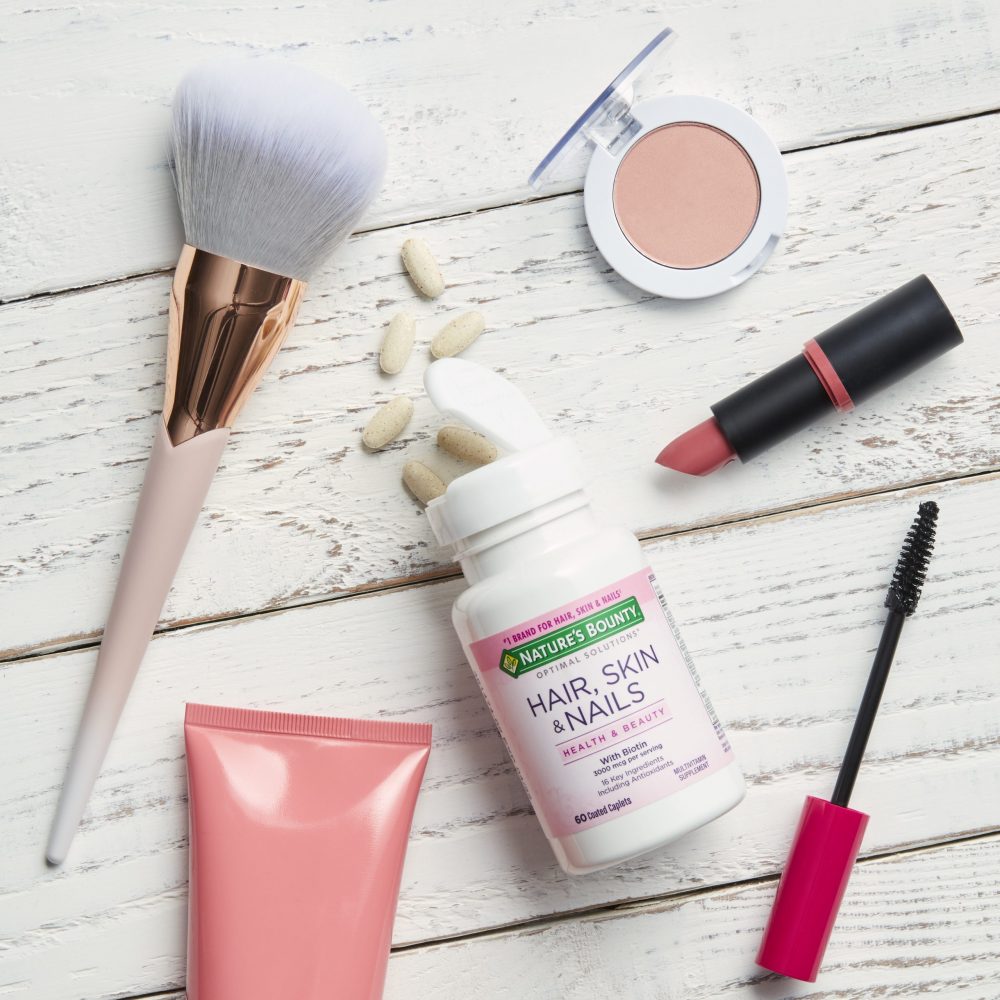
531,28,788,299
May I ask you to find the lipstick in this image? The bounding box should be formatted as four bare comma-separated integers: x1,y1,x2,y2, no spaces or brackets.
656,276,963,475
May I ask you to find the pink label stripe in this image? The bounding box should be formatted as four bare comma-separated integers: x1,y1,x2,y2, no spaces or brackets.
471,569,655,673
562,718,670,766
554,699,666,747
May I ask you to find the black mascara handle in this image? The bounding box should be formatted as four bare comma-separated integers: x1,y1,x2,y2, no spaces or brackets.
831,609,906,808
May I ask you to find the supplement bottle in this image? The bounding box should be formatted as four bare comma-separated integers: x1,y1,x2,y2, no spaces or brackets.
424,359,745,874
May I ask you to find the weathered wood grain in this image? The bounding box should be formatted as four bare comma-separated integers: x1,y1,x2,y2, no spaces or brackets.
3,0,1000,298
387,835,1000,999
2,473,997,1000
3,114,998,659
53,835,1000,1000
5,5,999,999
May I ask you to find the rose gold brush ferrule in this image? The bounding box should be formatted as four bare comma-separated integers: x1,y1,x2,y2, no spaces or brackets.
163,245,307,445
45,245,307,866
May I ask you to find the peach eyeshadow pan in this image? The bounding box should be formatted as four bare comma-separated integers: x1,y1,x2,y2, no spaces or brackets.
612,123,761,270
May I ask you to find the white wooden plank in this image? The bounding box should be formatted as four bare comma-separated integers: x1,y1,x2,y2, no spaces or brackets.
3,1,1000,298
387,835,1000,1000
3,114,999,658
1,473,997,1000
45,836,1000,1000
24,836,1000,1000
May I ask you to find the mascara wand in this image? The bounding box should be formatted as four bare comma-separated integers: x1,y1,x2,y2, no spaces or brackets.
756,501,940,983
832,501,939,807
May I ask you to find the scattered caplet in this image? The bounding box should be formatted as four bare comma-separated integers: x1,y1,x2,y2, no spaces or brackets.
379,311,416,375
431,311,485,359
437,425,497,465
362,396,414,450
422,358,745,875
401,238,445,298
402,460,447,504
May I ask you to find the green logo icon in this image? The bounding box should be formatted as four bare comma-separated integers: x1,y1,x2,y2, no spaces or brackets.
497,597,644,677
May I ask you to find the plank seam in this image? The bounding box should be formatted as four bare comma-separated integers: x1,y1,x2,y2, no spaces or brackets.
4,466,997,666
391,826,1000,955
3,106,1000,308
61,827,1000,1000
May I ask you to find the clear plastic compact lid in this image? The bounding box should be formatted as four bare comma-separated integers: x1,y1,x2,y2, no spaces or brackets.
529,27,676,190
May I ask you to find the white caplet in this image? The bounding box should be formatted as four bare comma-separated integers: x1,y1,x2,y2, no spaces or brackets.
423,359,585,548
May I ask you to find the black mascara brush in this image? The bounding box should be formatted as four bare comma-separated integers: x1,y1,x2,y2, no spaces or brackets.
832,501,939,807
756,501,940,983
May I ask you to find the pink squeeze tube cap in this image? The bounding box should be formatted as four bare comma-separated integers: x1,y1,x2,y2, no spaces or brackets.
756,795,869,983
184,703,431,1000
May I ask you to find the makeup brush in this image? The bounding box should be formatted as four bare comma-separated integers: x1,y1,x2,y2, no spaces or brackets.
757,500,939,982
46,59,387,866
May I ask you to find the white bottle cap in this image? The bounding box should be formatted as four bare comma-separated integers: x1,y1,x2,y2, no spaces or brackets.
423,359,586,547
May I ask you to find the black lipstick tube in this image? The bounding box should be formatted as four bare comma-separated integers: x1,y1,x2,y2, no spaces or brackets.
711,275,964,462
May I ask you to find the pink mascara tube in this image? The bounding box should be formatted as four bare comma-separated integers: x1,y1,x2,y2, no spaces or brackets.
184,703,431,1000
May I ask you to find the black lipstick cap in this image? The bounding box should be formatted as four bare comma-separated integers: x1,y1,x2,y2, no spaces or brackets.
711,276,964,462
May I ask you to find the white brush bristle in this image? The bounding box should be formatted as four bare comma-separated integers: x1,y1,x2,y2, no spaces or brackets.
171,59,387,280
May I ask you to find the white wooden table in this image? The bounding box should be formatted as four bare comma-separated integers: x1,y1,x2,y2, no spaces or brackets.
2,3,999,998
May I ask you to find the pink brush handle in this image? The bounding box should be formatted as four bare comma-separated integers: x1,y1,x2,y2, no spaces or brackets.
47,421,229,865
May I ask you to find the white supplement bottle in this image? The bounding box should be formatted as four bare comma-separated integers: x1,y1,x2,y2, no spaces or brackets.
424,359,745,874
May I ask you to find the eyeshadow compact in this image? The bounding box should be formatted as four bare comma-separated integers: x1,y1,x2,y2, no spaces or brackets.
530,28,788,299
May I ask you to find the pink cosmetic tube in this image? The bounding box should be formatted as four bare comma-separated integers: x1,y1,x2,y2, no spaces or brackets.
184,703,431,1000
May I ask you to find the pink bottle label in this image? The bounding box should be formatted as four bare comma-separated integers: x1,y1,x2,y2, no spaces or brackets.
469,569,733,838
